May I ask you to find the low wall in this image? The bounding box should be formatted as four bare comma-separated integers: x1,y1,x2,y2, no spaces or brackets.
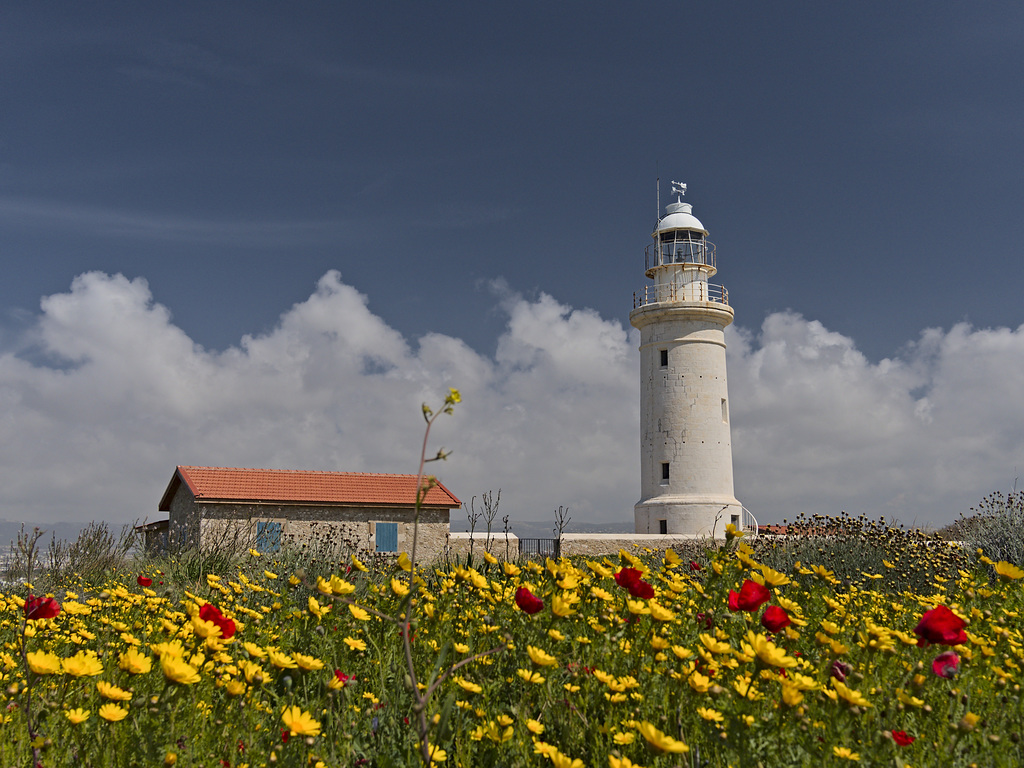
445,531,721,560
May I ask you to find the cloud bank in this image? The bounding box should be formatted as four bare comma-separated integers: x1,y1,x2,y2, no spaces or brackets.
1,270,1022,530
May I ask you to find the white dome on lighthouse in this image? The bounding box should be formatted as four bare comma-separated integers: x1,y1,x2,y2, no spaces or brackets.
654,201,707,236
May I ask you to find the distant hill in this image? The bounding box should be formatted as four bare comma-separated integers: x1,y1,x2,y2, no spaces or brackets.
0,519,111,554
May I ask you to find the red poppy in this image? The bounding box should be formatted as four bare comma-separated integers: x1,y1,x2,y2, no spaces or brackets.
614,568,642,590
334,670,353,687
514,587,544,615
24,595,60,620
727,580,771,612
689,561,702,572
137,574,153,587
891,730,915,746
199,603,236,639
280,730,289,744
614,568,655,599
914,605,967,647
761,605,791,632
830,660,852,682
931,650,960,679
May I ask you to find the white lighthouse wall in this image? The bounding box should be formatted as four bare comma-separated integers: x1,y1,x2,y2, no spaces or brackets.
632,309,741,537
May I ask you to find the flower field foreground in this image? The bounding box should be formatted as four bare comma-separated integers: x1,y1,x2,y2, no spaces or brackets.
4,538,1024,767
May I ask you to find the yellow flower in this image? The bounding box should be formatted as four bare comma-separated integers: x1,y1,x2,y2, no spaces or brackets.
527,719,545,734
671,645,693,661
724,523,744,540
347,603,371,621
427,743,447,763
484,551,499,565
648,601,676,622
758,564,792,587
608,756,644,768
27,650,62,675
65,708,90,724
749,632,799,668
699,634,731,654
351,554,369,572
688,671,712,693
638,722,689,753
292,652,324,671
269,650,298,669
551,594,574,618
516,669,545,684
995,561,1024,581
832,679,872,708
527,645,557,667
98,703,128,722
225,679,246,696
263,570,278,579
503,562,521,577
780,681,804,707
281,705,321,737
308,596,330,619
344,637,367,652
249,548,261,557
161,656,200,685
833,746,860,761
97,681,132,701
391,577,410,597
243,642,267,659
663,548,681,567
62,651,103,677
398,552,412,571
697,707,724,723
453,676,482,694
612,732,636,745
329,575,357,595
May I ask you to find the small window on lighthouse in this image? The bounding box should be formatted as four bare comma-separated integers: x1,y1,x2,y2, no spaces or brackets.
659,349,668,367
661,462,670,484
659,519,668,535
721,398,729,423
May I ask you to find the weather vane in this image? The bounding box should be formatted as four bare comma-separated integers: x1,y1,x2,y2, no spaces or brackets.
670,181,687,201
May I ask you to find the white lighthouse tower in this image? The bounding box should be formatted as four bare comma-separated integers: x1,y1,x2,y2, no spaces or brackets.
630,182,745,537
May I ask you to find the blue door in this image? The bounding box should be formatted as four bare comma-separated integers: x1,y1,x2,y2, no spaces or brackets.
256,521,282,553
376,522,398,553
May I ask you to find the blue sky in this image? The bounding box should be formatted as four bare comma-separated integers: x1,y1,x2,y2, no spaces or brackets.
2,3,1023,530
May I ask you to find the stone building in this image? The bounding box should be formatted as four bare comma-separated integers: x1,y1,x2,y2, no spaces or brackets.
159,465,460,561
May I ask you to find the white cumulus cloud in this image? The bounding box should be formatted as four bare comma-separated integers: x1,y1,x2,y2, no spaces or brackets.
1,270,1021,532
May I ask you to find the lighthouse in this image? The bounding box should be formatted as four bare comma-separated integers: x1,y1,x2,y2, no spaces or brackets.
630,182,746,537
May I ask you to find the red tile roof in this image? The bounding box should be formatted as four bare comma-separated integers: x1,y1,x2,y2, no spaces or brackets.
159,466,460,510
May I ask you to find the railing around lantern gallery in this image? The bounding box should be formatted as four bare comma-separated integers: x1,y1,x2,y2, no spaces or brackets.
632,282,729,309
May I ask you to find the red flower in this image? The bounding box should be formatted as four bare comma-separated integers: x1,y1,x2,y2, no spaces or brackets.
137,574,153,587
334,670,353,687
199,603,236,639
761,605,791,632
931,650,960,679
613,568,655,599
514,587,544,615
830,660,852,682
914,605,967,647
614,568,642,590
280,730,289,743
24,595,60,620
891,730,915,746
689,561,702,572
727,580,771,612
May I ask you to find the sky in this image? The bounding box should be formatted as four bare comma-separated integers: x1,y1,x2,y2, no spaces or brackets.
1,3,1023,532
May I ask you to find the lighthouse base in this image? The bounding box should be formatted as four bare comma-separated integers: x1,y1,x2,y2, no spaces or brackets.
634,496,744,538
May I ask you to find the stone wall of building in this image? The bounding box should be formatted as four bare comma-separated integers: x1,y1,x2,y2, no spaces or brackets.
166,488,452,561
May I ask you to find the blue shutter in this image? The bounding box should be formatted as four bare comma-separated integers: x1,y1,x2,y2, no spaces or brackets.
256,521,281,553
376,522,398,553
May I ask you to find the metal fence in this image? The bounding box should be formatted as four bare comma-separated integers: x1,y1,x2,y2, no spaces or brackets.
518,538,561,559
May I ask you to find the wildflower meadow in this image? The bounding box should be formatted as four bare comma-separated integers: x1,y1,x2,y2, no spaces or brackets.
4,393,1024,767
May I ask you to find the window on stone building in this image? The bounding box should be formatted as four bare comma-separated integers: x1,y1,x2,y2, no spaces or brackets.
661,462,670,484
256,520,282,553
659,519,667,535
375,522,398,553
660,349,668,367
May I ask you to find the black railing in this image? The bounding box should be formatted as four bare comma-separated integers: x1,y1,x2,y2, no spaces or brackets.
518,538,561,558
